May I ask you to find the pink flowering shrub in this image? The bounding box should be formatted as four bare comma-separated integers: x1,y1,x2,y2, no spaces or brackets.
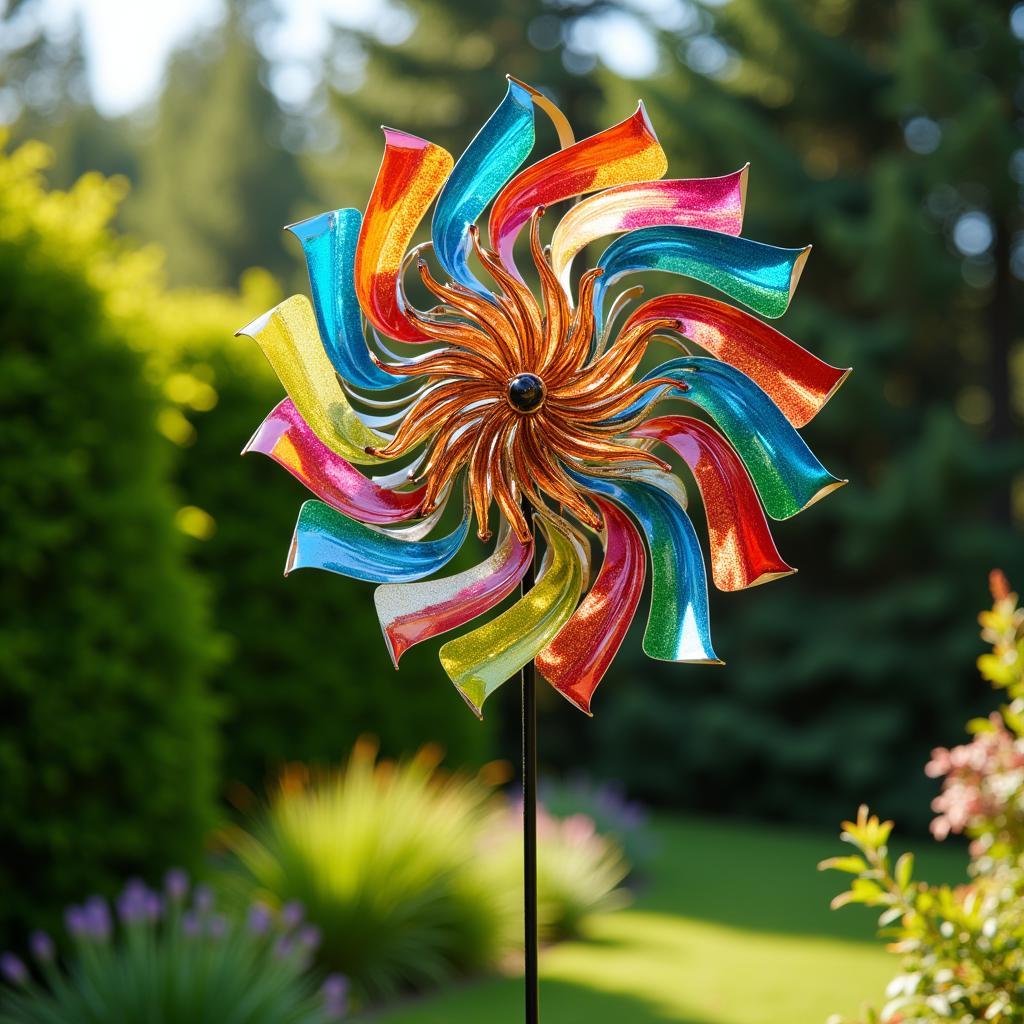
927,571,1024,860
822,572,1024,1024
480,800,630,943
926,712,1024,854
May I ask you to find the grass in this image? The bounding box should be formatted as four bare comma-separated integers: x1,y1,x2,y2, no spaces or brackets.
362,814,966,1024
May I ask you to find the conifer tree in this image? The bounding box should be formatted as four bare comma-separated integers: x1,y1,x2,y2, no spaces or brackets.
1,11,137,187
313,0,605,206
584,0,1024,828
125,0,309,287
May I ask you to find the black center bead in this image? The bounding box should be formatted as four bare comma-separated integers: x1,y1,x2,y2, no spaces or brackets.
507,373,546,413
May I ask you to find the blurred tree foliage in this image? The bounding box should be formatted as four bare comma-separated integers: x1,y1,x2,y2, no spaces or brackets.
0,139,219,940
553,0,1024,830
312,0,605,204
2,0,311,289
122,1,309,289
0,16,138,189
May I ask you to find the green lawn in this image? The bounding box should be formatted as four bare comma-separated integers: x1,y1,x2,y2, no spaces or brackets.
365,814,966,1024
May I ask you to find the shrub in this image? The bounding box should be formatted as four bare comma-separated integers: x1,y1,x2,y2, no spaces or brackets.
539,776,655,876
483,800,630,942
822,572,1024,1023
219,742,509,1004
0,139,219,942
0,871,346,1023
925,571,1024,862
219,744,634,1006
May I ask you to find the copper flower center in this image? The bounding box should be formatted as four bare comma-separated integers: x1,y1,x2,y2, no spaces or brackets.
507,373,546,413
366,210,679,542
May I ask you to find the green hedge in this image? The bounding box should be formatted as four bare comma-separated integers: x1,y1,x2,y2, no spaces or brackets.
1,140,494,843
0,143,219,940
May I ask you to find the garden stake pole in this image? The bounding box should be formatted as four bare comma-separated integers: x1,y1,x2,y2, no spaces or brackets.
521,504,540,1024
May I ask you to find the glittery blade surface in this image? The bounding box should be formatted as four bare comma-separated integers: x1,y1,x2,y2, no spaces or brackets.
487,104,667,277
574,472,719,664
535,497,645,714
431,79,536,295
287,209,396,391
374,521,533,666
286,498,470,583
621,294,849,427
238,296,388,465
633,416,794,591
607,357,844,520
439,518,583,717
594,226,810,328
244,398,426,524
355,129,454,343
550,170,747,293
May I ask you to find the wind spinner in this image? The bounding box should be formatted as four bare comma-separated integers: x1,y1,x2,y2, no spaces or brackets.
241,75,849,1022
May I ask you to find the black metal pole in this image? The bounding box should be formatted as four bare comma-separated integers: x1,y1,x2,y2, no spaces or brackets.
521,507,539,1024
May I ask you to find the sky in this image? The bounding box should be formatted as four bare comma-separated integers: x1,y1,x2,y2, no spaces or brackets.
24,0,224,115
13,0,677,118
22,0,397,115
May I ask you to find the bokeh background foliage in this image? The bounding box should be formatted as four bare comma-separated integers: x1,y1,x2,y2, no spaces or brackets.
0,0,1021,947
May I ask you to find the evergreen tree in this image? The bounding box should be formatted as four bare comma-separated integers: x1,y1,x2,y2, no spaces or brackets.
1,10,138,187
124,0,309,288
567,0,1024,829
312,0,607,207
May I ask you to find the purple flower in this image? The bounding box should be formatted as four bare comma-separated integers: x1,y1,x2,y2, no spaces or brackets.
0,953,28,986
117,880,148,924
143,891,163,923
595,783,624,814
273,935,293,959
618,803,645,829
206,914,227,939
192,884,214,915
83,896,111,941
181,911,201,938
164,868,189,902
29,931,54,963
280,901,304,930
64,905,87,940
321,974,349,1019
297,924,321,951
247,902,272,936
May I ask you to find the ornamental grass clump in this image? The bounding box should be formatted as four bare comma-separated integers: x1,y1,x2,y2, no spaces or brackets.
0,870,346,1024
221,743,635,1004
220,742,509,1003
822,572,1024,1024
